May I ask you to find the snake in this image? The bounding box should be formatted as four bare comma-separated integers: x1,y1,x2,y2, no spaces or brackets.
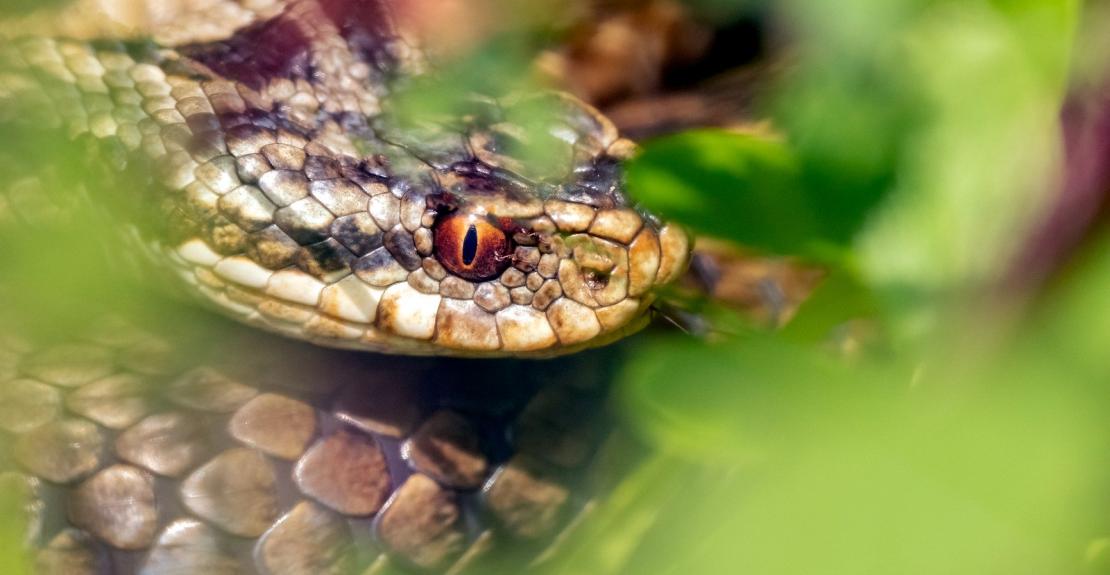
0,0,693,573
0,0,691,357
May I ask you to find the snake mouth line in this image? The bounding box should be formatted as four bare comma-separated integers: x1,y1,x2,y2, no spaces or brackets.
165,196,690,357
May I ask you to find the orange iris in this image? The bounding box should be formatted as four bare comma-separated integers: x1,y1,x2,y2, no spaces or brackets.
433,213,512,281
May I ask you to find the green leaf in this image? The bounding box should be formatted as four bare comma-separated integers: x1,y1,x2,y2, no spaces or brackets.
778,269,881,344
605,333,1107,575
0,475,33,575
627,130,858,258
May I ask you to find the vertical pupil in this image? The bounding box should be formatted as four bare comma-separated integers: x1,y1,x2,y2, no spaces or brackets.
462,225,479,265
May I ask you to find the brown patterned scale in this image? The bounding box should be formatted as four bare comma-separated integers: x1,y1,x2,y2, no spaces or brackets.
0,317,636,574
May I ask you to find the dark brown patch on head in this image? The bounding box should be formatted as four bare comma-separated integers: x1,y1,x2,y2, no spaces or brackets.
177,0,402,92
179,13,314,91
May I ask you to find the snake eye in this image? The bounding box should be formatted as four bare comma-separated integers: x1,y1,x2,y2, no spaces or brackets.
433,214,512,281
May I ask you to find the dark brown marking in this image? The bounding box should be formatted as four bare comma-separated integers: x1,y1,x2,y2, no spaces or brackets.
179,12,314,91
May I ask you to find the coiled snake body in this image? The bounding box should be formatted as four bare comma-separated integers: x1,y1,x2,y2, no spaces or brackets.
0,0,690,573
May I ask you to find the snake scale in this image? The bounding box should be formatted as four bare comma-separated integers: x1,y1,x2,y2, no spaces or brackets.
0,0,692,573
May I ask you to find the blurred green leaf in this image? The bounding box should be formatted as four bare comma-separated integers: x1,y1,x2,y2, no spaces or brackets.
381,32,584,180
588,331,1108,575
388,34,544,124
857,3,1065,290
627,130,861,258
749,0,1078,343
0,0,69,15
618,337,898,463
0,475,32,575
778,270,880,343
1028,231,1110,381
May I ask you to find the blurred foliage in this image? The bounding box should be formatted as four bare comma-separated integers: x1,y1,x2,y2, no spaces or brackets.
0,113,169,343
626,132,818,255
545,1,1110,575
383,30,582,180
0,0,69,15
0,476,32,575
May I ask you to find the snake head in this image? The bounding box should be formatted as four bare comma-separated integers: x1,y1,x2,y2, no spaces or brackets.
332,92,691,356
170,39,690,356
203,88,690,356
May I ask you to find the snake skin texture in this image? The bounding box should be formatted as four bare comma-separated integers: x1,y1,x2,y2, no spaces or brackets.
0,312,635,574
0,0,690,357
0,0,684,572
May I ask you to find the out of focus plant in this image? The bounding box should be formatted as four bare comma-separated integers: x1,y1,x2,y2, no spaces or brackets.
542,1,1110,574
0,476,33,575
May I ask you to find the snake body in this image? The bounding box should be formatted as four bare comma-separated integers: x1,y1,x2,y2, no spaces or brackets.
0,0,690,572
2,314,631,574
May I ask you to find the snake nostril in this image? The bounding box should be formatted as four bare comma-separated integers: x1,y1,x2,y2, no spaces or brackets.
583,270,610,290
